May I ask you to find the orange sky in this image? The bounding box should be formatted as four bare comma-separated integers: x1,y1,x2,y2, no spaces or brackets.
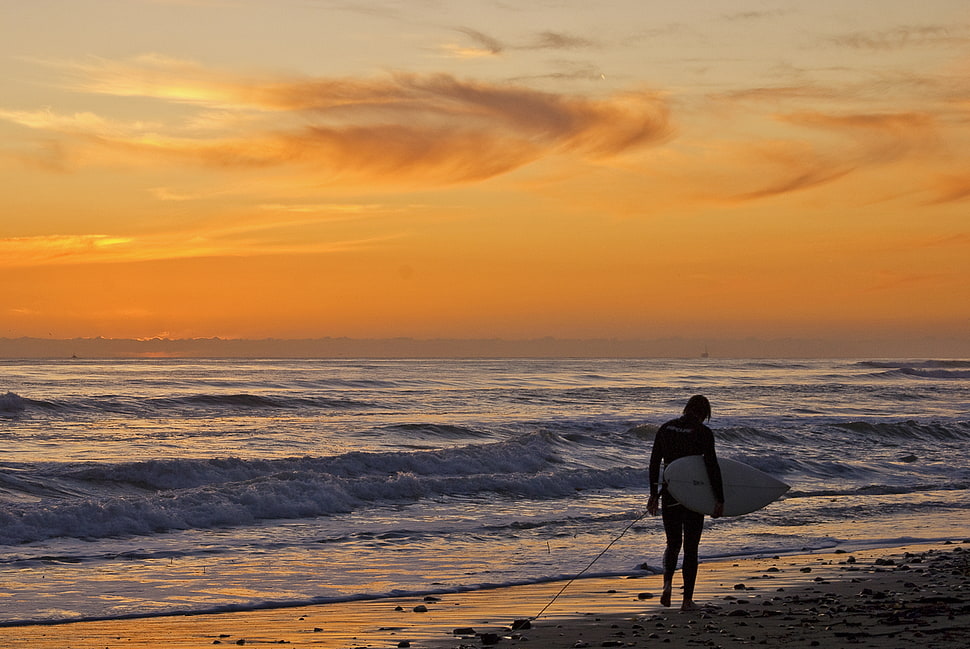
1,1,968,352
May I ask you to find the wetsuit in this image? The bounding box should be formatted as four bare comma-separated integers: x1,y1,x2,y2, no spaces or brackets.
648,415,724,602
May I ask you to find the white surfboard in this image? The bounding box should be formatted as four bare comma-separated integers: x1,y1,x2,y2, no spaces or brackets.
663,456,789,517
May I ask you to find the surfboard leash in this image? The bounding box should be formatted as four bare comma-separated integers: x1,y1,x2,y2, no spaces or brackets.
531,509,649,621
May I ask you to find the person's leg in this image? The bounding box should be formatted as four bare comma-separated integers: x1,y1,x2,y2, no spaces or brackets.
679,510,705,610
660,503,685,607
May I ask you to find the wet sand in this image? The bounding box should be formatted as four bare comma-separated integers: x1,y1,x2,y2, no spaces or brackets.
0,542,967,648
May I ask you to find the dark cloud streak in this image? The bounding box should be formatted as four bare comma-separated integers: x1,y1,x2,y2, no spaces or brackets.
832,25,964,50
455,28,505,55
453,27,597,54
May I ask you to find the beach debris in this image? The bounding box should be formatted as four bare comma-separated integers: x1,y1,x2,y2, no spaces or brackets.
510,619,532,630
637,592,654,599
412,604,429,613
453,627,477,636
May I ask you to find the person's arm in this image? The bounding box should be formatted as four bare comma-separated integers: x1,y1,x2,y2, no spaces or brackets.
647,428,665,515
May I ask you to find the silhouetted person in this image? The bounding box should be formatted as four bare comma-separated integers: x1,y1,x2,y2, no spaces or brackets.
647,395,723,611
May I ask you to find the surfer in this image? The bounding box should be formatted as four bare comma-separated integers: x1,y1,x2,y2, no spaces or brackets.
647,394,724,611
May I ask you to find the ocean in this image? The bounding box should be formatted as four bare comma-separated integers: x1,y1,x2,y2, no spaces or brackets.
1,357,968,625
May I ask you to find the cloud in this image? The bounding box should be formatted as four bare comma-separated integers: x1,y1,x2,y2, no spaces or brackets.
0,234,133,266
703,110,941,204
450,28,504,57
2,58,672,185
928,174,970,204
525,31,595,50
832,25,964,51
721,10,787,22
0,108,160,135
918,232,970,248
0,221,398,268
725,163,854,203
257,202,392,216
779,111,939,163
715,85,839,104
444,28,596,58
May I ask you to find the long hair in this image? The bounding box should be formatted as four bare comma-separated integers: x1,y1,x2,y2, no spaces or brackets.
683,394,711,422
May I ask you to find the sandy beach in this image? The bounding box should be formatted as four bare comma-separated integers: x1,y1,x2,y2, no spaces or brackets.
1,542,966,649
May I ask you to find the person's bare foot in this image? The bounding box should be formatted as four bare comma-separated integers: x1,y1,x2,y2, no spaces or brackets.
680,600,698,611
660,583,672,607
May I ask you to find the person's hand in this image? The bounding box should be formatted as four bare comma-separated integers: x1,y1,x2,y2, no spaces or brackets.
712,501,724,519
647,494,660,516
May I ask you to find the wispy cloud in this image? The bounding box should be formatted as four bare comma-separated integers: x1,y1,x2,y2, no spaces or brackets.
0,204,402,268
257,202,402,216
443,27,597,59
0,234,134,266
0,230,396,267
928,174,970,204
447,28,505,58
524,31,595,50
712,109,941,203
2,57,672,185
0,108,162,135
725,160,854,203
779,111,940,162
832,25,965,51
721,10,788,22
715,84,839,104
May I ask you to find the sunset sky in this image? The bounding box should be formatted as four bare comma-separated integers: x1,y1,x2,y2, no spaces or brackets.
2,1,969,353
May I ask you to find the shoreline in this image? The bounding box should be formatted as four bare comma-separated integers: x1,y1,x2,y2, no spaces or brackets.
0,541,966,648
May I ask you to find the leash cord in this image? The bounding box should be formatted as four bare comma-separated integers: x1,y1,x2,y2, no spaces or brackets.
531,510,649,621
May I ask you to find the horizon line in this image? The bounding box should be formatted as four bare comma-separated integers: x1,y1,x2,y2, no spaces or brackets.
1,335,967,360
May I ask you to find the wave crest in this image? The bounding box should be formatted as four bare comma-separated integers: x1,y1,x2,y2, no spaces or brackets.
0,432,650,544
